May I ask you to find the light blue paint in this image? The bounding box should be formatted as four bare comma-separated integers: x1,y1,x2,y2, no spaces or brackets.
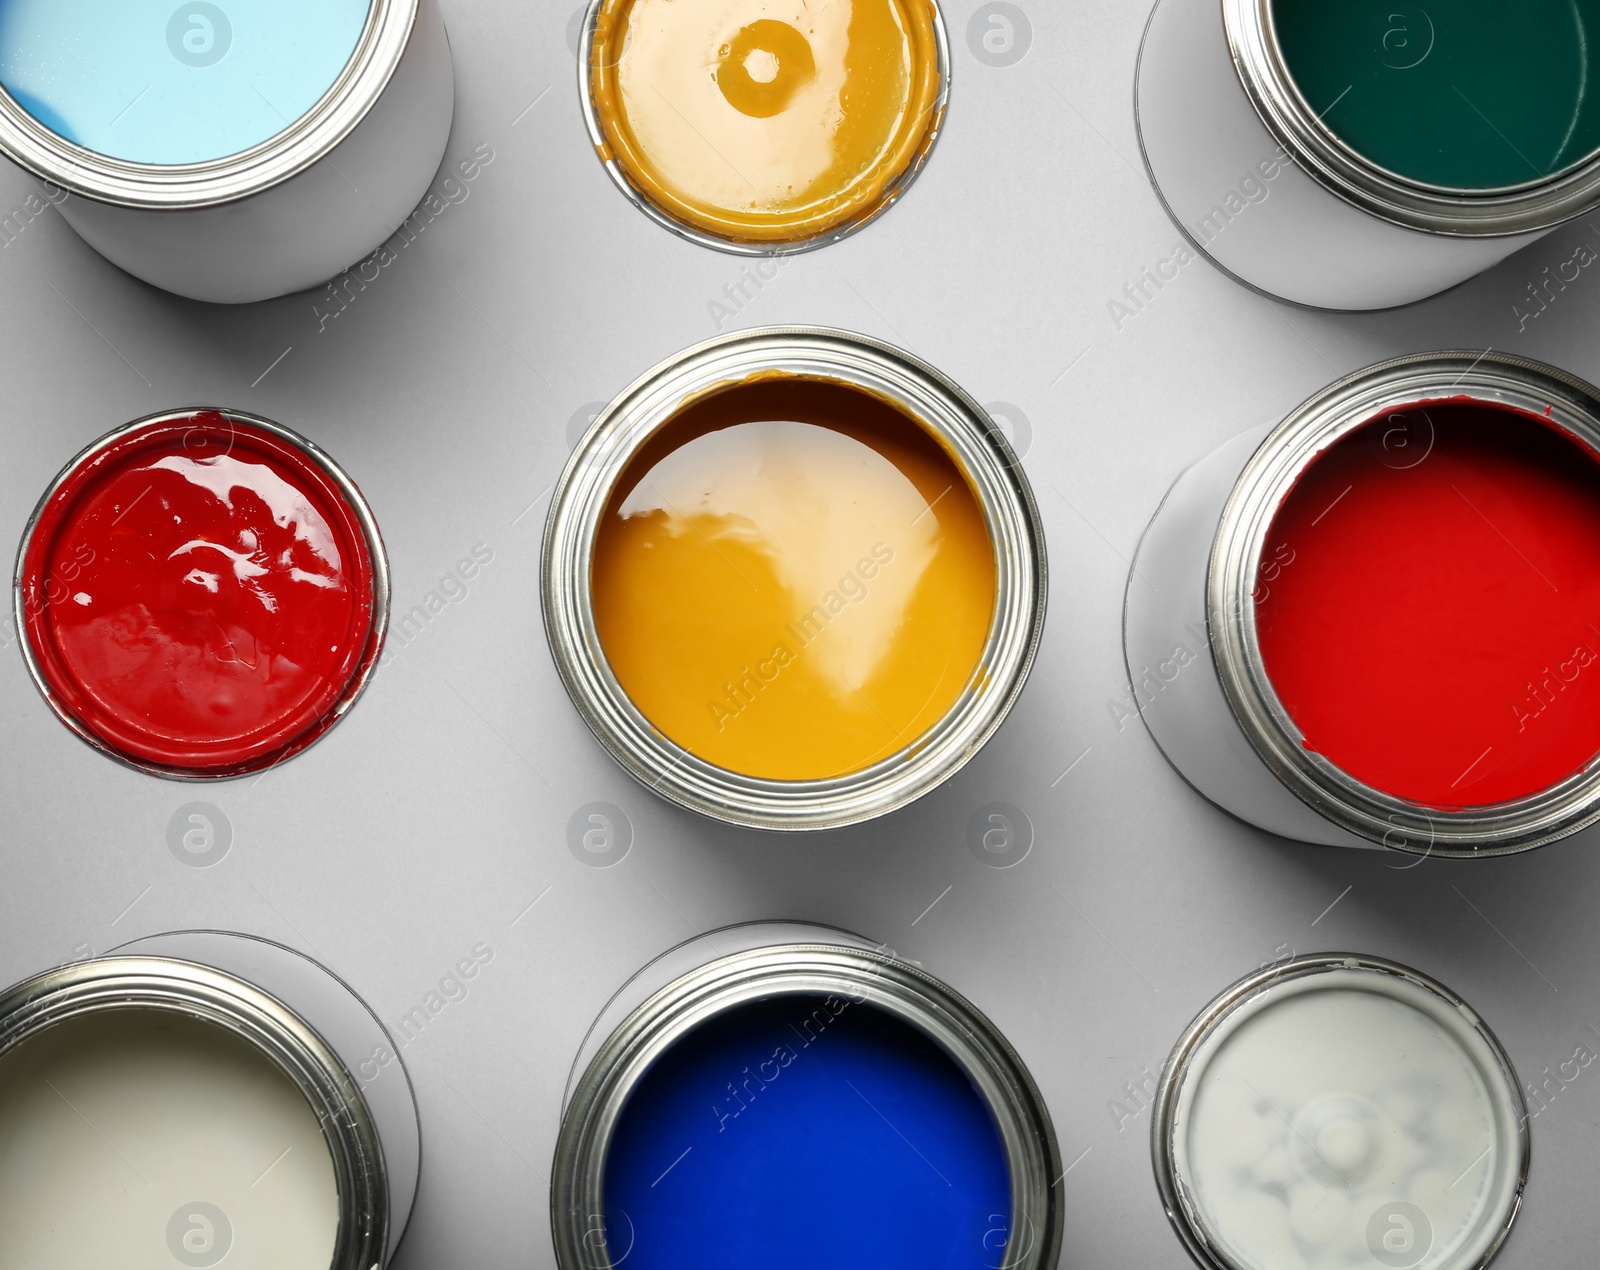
0,0,371,164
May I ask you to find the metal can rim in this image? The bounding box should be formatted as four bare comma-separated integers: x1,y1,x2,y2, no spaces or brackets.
1150,952,1529,1270
0,0,419,210
550,939,1064,1270
1208,350,1600,855
1223,0,1600,237
574,0,952,256
12,406,391,782
541,325,1047,831
0,954,392,1270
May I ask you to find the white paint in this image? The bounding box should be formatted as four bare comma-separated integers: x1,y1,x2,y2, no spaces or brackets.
1172,970,1523,1270
0,1008,338,1269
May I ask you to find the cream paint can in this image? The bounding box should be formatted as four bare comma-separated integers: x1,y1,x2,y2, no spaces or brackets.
0,931,418,1269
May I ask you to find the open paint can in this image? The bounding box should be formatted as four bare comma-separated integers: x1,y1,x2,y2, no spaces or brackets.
0,931,419,1269
1135,0,1600,309
0,0,454,303
1153,954,1527,1270
578,0,949,252
543,327,1045,831
551,922,1062,1270
1126,351,1600,855
14,407,389,780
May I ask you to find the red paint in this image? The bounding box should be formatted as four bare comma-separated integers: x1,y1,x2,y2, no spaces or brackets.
19,412,383,776
1255,398,1600,809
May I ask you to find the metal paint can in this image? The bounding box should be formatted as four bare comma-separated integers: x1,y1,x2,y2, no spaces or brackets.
542,327,1046,832
576,0,950,255
1152,954,1527,1270
0,0,454,304
0,931,420,1268
1134,0,1599,309
1125,351,1600,855
551,922,1062,1270
14,407,390,780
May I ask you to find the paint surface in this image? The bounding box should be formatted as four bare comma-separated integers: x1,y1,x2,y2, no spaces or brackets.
590,376,996,781
0,1009,338,1269
1255,398,1600,808
0,0,370,164
1272,0,1600,189
589,0,943,241
1174,971,1516,1270
604,995,1012,1270
20,412,381,775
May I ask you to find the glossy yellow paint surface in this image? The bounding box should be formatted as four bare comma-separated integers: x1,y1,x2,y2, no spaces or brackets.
589,0,944,242
591,377,995,779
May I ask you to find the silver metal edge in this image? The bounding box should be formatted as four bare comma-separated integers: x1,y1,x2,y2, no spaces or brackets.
0,0,420,210
1222,0,1600,237
1150,952,1530,1270
1207,350,1600,855
0,955,392,1270
556,919,881,1115
105,929,426,1264
575,0,952,256
1129,0,1473,316
540,325,1048,831
549,942,1064,1270
11,407,391,783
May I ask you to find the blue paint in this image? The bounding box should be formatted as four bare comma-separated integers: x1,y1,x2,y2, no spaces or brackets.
0,0,370,164
604,995,1013,1270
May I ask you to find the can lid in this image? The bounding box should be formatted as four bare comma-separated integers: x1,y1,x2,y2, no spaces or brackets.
15,409,387,778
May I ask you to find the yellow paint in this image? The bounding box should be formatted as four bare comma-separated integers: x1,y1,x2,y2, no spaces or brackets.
591,376,995,781
588,0,944,243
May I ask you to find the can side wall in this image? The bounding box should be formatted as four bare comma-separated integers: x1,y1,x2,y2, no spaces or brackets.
1125,424,1370,847
49,0,455,304
1135,0,1544,310
110,931,421,1263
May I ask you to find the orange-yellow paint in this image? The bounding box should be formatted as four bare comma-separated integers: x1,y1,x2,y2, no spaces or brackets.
588,0,944,243
591,377,996,780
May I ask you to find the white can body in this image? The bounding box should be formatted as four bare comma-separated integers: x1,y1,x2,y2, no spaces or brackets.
1126,425,1372,847
1134,0,1546,310
10,0,453,305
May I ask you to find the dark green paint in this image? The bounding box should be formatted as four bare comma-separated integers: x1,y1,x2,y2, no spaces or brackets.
1271,0,1600,189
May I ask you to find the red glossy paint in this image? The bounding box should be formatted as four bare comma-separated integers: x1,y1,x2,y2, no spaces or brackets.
1255,398,1600,809
18,411,383,776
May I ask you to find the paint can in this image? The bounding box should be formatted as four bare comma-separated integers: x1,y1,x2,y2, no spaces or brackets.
0,930,419,1268
577,0,949,253
15,407,389,779
0,0,454,303
1152,954,1527,1270
551,922,1062,1269
543,327,1046,831
1135,0,1600,309
1125,351,1600,854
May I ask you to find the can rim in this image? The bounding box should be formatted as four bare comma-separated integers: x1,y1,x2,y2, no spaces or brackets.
575,0,952,256
0,0,418,210
1209,350,1600,855
550,940,1063,1270
0,955,391,1270
540,326,1047,831
12,407,391,782
1223,0,1600,236
1150,953,1529,1270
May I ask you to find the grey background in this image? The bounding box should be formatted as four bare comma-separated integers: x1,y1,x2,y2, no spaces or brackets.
0,1,1597,1266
